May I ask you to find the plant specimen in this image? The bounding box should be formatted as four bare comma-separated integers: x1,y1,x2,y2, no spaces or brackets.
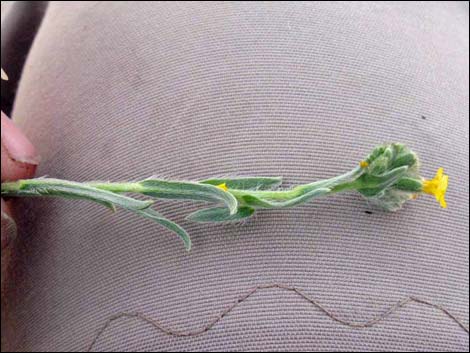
1,143,448,250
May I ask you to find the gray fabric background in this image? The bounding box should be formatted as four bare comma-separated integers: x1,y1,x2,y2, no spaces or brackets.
2,1,469,351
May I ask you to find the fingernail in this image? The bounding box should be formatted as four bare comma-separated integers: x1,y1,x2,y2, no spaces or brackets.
1,201,17,250
1,68,8,81
1,112,40,165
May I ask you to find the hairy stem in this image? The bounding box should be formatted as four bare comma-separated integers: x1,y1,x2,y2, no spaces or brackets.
85,182,145,193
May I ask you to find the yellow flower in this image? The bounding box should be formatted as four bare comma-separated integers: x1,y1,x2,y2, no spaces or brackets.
359,160,369,168
216,183,228,192
422,168,448,208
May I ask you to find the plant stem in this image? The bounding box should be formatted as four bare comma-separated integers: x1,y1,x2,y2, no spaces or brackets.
2,168,363,204
227,168,362,201
1,180,20,194
85,182,145,193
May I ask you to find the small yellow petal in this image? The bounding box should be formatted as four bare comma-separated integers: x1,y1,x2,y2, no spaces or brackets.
216,183,228,192
440,174,449,190
423,168,448,208
439,197,447,208
359,160,369,168
422,180,436,194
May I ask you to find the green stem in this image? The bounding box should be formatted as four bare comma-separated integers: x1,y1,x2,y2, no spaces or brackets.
1,180,144,196
1,180,20,194
228,187,299,201
85,182,145,193
228,168,362,201
2,168,364,203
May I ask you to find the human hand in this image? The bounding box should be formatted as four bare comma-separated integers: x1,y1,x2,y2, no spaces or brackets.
1,111,40,250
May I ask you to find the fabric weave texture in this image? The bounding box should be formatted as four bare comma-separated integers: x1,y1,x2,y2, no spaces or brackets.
1,2,469,351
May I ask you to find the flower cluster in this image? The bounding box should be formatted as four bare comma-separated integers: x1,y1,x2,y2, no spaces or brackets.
356,143,448,211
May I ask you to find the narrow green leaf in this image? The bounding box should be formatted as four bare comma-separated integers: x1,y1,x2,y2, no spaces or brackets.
187,206,255,223
2,178,192,250
390,152,417,169
241,188,331,209
137,208,191,250
200,177,282,190
394,177,422,192
2,179,153,211
377,166,409,188
357,166,409,196
139,179,238,215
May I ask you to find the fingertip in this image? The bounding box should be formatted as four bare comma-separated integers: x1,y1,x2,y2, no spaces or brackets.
1,112,40,181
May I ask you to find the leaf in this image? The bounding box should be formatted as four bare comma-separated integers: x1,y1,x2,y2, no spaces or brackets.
200,177,282,190
139,179,238,215
358,166,409,197
377,166,409,188
7,179,153,211
2,178,191,250
394,177,422,192
137,208,191,250
241,188,331,209
187,206,255,223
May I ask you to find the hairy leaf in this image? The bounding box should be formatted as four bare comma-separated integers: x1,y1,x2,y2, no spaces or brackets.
1,179,191,249
137,208,191,250
200,177,282,190
358,166,409,197
187,206,255,223
139,179,238,215
2,179,153,211
241,188,331,208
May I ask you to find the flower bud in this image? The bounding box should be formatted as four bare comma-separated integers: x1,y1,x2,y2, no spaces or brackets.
357,143,421,211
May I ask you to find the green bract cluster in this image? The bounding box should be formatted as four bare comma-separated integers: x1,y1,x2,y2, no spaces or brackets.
1,143,447,250
357,143,423,211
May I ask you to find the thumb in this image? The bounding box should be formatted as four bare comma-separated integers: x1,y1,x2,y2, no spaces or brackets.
1,111,40,182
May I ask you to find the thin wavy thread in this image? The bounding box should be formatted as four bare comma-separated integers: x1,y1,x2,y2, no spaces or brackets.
87,283,469,351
